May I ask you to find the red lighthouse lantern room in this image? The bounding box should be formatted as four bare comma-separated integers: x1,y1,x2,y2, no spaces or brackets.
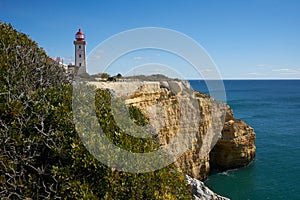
75,29,85,41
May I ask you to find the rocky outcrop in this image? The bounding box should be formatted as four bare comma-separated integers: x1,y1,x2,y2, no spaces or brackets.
91,80,256,179
209,106,256,170
186,175,229,200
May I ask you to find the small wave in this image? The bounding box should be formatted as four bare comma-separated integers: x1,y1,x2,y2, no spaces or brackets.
218,168,241,177
218,171,236,177
220,171,230,176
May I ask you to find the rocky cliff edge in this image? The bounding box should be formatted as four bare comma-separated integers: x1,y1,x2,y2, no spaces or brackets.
90,80,256,180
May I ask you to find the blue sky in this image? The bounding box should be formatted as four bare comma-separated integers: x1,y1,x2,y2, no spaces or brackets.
1,0,300,79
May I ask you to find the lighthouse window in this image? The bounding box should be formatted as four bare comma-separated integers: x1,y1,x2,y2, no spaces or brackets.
79,63,81,66
79,54,81,58
79,45,81,49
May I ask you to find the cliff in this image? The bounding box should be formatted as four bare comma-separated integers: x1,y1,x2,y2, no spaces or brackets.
210,108,256,170
91,80,256,180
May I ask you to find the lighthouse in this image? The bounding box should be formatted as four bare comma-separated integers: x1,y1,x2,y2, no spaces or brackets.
74,28,87,75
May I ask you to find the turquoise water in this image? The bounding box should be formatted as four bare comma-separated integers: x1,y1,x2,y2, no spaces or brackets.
189,80,300,200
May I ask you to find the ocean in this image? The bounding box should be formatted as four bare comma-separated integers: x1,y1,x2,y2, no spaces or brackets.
189,80,300,200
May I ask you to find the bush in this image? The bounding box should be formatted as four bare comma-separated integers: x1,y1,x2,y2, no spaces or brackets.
0,22,191,199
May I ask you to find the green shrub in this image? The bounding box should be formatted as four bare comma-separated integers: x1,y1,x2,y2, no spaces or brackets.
0,22,191,199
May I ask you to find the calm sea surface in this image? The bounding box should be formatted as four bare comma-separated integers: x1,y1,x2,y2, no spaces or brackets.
189,80,300,200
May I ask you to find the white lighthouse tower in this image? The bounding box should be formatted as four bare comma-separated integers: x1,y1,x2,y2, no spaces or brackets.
74,28,87,75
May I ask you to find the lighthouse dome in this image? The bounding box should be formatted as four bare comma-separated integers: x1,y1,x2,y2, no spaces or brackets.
75,29,85,41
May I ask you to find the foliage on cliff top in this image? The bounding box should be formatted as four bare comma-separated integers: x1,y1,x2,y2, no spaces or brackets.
0,22,191,199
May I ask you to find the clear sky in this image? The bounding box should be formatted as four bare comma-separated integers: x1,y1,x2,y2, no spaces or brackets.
1,0,300,79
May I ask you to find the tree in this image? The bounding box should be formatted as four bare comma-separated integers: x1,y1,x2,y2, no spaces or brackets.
116,73,122,78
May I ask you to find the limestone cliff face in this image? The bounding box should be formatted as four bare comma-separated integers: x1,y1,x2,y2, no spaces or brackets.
209,105,256,170
92,80,256,180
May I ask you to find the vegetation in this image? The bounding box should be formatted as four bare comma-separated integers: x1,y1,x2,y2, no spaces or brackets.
99,73,110,79
0,22,191,199
95,89,155,153
116,73,122,78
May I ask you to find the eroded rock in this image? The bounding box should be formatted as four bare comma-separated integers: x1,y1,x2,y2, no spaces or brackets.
210,106,256,170
91,80,256,179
